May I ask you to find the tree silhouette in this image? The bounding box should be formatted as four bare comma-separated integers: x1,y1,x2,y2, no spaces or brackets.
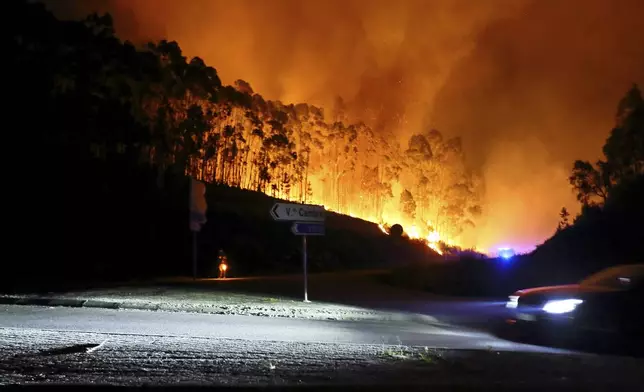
13,0,482,250
570,85,644,206
558,207,571,231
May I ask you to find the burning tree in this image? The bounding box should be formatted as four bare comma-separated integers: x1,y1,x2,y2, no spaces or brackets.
399,189,417,221
24,5,484,249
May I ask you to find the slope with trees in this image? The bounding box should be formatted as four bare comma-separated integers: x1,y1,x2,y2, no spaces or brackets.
9,1,467,289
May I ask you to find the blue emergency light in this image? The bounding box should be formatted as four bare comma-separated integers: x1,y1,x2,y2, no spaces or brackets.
498,247,515,260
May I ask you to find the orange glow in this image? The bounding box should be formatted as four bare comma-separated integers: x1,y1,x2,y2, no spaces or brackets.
310,192,454,255
53,0,644,253
376,222,444,255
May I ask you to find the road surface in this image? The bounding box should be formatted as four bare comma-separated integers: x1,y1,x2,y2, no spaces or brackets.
3,305,644,388
0,304,556,351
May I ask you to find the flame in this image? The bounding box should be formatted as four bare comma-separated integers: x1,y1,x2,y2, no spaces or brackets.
54,0,643,270
308,199,449,255
375,222,444,255
401,222,445,255
412,226,444,256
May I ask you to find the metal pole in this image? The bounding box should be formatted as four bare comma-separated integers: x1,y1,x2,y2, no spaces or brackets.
192,230,197,280
303,235,309,302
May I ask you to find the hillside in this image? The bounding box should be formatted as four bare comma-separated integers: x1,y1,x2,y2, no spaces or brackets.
197,182,441,277
526,173,644,281
4,153,439,293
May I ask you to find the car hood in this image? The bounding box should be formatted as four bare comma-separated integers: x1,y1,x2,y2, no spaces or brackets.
514,284,619,297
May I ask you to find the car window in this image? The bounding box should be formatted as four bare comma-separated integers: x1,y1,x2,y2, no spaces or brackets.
580,264,644,289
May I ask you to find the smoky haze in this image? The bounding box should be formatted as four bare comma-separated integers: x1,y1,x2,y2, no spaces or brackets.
43,0,644,252
43,0,524,131
431,0,644,251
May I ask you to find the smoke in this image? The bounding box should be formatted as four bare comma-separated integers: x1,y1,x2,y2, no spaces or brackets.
43,0,644,251
431,0,644,250
460,137,578,253
42,0,524,135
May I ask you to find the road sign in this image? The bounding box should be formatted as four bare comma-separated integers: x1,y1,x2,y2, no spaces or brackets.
189,178,207,232
270,202,325,222
270,203,326,303
291,222,325,236
189,178,208,280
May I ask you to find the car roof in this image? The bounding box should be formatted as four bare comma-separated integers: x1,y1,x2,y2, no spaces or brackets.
600,264,644,275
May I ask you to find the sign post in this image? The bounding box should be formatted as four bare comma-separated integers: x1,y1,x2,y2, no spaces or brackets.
291,221,324,303
302,235,308,302
190,178,208,280
270,202,325,302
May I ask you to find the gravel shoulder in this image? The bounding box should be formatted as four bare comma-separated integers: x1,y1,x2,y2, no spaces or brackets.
0,272,444,324
1,328,642,388
0,285,435,323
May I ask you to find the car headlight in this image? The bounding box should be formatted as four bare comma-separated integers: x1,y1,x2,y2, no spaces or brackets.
542,299,583,314
506,295,519,308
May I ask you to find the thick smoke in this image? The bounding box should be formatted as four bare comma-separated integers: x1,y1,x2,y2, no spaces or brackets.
43,0,523,134
43,0,644,251
431,0,644,251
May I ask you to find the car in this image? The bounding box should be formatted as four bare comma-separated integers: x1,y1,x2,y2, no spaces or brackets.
505,263,644,348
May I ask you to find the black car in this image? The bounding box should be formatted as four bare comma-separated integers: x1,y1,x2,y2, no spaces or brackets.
505,264,644,347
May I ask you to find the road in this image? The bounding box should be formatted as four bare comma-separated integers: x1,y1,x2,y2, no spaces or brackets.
0,305,557,351
149,272,516,331
3,305,644,388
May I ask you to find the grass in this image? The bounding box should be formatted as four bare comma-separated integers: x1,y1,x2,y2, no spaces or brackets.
380,336,409,360
380,337,447,366
418,347,438,364
381,347,411,360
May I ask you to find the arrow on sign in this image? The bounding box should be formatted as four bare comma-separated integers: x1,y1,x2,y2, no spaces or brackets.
291,222,325,236
270,203,325,222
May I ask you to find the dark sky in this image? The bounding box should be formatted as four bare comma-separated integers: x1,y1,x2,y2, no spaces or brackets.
42,0,644,251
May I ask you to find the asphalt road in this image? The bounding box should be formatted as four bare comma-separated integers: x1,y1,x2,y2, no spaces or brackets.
0,304,564,352
5,305,644,388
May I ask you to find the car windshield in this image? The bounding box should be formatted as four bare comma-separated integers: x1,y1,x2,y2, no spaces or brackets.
580,264,644,289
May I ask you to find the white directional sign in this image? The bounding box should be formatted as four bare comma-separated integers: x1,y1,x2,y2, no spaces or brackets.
270,203,325,303
270,203,325,222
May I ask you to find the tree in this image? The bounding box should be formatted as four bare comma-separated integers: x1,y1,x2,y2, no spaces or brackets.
14,0,484,254
558,207,571,231
604,84,644,182
570,85,644,206
569,160,609,205
400,189,417,221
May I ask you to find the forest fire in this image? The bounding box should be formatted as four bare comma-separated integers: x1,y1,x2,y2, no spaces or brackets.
325,205,447,255
375,221,445,255
177,95,480,254
45,0,644,272
44,0,486,252
410,225,445,255
294,177,464,256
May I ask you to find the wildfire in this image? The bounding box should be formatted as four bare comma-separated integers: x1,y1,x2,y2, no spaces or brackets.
374,222,444,255
426,230,442,255
407,224,444,255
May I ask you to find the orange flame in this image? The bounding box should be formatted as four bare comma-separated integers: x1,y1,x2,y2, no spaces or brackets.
375,222,444,255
